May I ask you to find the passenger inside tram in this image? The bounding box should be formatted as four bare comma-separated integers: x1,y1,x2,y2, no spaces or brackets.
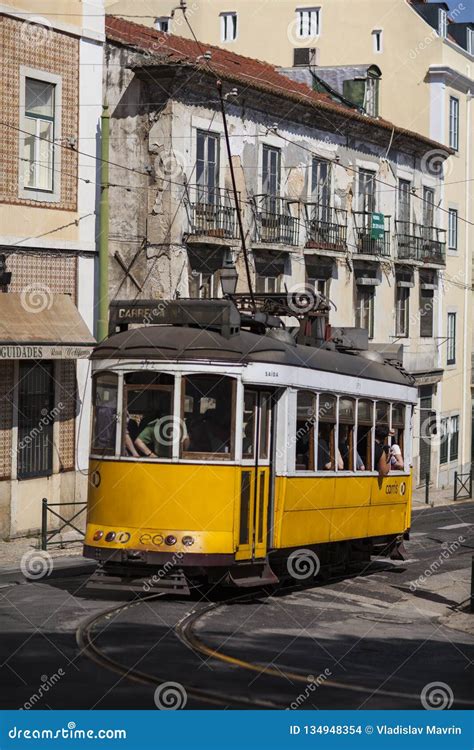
182,375,234,456
317,423,344,470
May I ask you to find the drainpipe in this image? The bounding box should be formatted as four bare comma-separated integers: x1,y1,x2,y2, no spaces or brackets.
97,102,110,342
461,89,472,471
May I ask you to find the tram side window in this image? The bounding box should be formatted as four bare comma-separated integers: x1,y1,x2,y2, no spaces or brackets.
182,375,235,458
318,394,342,470
296,391,316,471
357,400,373,471
92,373,118,455
338,398,356,470
123,373,175,459
391,403,405,463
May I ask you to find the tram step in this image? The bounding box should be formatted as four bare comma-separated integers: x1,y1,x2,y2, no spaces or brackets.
226,562,279,588
86,571,190,595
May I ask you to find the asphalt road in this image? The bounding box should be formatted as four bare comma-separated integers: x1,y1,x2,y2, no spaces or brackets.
0,501,472,710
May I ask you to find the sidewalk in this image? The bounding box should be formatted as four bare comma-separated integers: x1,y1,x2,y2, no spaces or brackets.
412,483,471,508
0,535,91,585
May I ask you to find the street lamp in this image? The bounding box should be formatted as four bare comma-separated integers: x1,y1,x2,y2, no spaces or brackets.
220,264,238,297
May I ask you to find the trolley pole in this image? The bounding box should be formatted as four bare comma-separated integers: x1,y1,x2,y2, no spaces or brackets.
97,102,110,342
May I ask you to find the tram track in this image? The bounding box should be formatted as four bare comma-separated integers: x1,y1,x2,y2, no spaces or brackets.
75,591,282,708
175,587,474,706
76,566,474,708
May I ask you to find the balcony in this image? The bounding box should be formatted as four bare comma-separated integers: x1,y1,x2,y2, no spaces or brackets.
303,203,347,251
353,212,391,257
187,185,239,240
252,195,299,246
395,222,446,265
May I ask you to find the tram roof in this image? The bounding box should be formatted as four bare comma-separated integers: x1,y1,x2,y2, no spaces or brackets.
92,325,414,389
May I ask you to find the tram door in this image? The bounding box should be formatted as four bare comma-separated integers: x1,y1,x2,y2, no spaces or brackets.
236,389,272,561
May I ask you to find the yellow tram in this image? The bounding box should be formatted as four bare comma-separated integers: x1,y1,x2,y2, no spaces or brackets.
83,298,417,591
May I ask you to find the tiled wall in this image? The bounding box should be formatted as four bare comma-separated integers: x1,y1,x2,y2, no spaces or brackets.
0,15,79,211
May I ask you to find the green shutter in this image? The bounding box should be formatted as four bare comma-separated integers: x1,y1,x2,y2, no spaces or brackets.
342,79,366,108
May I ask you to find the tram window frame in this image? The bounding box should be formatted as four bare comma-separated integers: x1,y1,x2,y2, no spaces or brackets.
122,372,175,460
357,399,374,471
317,393,339,471
91,372,118,456
296,390,317,471
180,374,236,460
391,402,405,464
338,397,356,471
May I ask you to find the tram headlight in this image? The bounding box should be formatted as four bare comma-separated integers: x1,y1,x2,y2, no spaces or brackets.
93,530,104,541
182,536,194,546
105,531,116,542
165,535,177,546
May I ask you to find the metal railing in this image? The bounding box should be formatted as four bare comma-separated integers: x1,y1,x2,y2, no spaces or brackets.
303,203,347,251
395,221,446,264
454,471,472,501
253,195,299,245
187,185,239,239
41,498,87,550
353,211,391,256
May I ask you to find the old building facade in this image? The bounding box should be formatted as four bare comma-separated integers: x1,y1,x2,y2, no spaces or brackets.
105,17,453,488
0,3,103,538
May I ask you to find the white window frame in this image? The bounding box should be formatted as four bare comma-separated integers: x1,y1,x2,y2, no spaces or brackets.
255,274,282,294
467,27,474,55
438,8,448,39
372,29,383,53
154,17,171,33
220,11,237,42
440,414,459,464
189,270,219,299
395,286,410,338
447,311,456,365
18,67,62,203
449,96,459,151
296,6,321,38
448,208,458,250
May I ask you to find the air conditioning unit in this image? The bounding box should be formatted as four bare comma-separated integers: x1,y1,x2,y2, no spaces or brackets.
293,47,319,67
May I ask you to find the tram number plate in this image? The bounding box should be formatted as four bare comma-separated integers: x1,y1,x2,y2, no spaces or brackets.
265,371,279,378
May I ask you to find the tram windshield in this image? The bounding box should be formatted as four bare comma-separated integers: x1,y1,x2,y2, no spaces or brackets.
123,372,175,459
181,375,235,458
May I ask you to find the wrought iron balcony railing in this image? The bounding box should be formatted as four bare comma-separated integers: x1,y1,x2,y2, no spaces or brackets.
252,195,299,246
187,185,239,240
303,203,347,251
395,221,446,265
353,211,391,257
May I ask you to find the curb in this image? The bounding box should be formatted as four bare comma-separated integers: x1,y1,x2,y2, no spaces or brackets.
0,556,97,585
